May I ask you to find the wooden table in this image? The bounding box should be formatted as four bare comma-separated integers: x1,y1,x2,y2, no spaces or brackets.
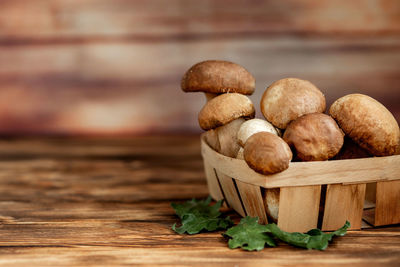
0,136,399,266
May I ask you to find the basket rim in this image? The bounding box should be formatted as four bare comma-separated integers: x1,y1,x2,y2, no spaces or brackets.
200,133,400,188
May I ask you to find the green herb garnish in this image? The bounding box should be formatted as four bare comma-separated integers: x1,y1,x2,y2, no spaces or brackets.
171,196,233,234
171,197,350,251
265,221,350,250
223,216,276,251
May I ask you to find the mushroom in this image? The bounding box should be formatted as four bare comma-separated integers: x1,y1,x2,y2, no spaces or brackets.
260,78,326,129
237,118,280,147
283,113,344,161
199,93,255,157
264,188,280,222
329,94,400,156
236,119,282,221
333,137,371,160
243,132,292,175
181,60,255,101
236,147,244,160
243,132,292,223
216,118,246,157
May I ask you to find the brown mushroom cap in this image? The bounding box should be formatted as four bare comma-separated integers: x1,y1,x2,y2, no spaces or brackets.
283,113,344,161
260,78,326,129
329,94,400,156
181,60,255,95
244,132,292,174
198,93,255,131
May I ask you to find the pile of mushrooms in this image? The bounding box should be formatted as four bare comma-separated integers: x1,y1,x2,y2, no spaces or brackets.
182,60,256,158
182,60,400,221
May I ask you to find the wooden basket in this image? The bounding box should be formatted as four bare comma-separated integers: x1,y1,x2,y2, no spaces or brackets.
201,134,400,232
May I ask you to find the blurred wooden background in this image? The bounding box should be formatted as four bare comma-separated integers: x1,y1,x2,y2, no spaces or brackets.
0,0,399,135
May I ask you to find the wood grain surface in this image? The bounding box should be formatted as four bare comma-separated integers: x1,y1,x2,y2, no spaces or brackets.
322,184,366,231
277,185,321,233
0,0,399,134
0,136,399,266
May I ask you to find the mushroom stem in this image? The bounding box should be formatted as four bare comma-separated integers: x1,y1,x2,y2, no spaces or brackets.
236,147,244,159
264,188,280,222
204,129,220,152
237,118,280,147
203,118,245,157
216,118,245,157
204,93,218,102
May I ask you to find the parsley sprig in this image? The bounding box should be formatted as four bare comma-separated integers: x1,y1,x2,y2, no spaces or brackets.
172,197,350,250
171,196,233,234
224,216,350,251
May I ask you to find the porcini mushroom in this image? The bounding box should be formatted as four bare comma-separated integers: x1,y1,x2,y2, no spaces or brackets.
243,132,292,222
329,94,400,156
181,60,255,101
333,137,371,160
260,78,326,129
264,188,280,222
236,119,283,221
283,113,344,161
243,132,292,174
199,93,255,157
237,118,280,147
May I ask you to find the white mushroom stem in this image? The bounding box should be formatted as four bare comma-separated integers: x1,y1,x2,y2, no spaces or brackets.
204,129,220,152
216,118,245,158
264,188,280,222
237,118,280,147
205,118,245,158
236,147,244,159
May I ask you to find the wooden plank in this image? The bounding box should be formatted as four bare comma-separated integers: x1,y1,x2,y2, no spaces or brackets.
203,160,224,201
235,180,268,224
0,0,399,38
215,171,246,217
277,185,321,232
0,37,399,134
361,220,373,229
364,199,376,209
0,0,398,136
374,180,400,226
322,184,366,231
0,137,398,266
202,137,400,188
363,208,376,226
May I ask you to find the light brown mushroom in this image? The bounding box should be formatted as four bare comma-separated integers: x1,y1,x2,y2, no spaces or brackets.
283,113,344,161
243,132,292,174
260,78,326,129
199,93,255,157
235,120,282,222
329,94,400,156
181,60,255,101
243,132,292,222
264,188,280,222
237,118,280,147
216,118,246,157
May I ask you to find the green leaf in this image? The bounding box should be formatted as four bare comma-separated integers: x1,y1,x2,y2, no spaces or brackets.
224,216,276,251
171,197,233,234
266,221,350,250
171,198,349,251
